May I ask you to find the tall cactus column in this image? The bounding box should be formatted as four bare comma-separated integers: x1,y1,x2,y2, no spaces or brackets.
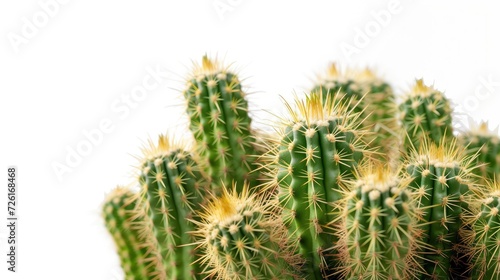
138,135,207,279
183,56,262,194
271,92,368,279
405,140,475,279
102,187,166,280
399,79,454,154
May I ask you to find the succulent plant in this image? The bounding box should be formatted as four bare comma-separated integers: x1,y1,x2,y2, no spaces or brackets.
267,91,369,278
405,138,476,279
193,184,300,280
399,79,454,155
334,164,420,280
313,64,399,166
468,180,500,280
138,135,208,279
102,55,500,280
102,187,165,280
459,121,500,182
183,56,264,194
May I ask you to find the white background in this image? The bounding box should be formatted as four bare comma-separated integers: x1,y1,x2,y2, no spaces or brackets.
0,1,499,279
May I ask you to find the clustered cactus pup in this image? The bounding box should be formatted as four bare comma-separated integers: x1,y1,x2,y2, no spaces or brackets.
193,184,300,280
334,164,420,280
268,91,369,279
399,79,454,155
138,135,207,279
102,187,165,280
183,56,263,195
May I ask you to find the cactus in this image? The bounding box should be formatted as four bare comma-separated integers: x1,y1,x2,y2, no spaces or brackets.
269,92,368,279
194,184,300,280
468,181,500,280
459,122,500,182
102,187,165,280
334,164,420,280
313,64,399,165
138,135,207,279
399,79,454,154
405,139,475,279
183,56,263,194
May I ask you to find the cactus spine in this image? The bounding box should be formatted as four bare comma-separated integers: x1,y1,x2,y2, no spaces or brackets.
194,185,299,280
313,64,399,164
399,79,454,153
272,92,368,278
183,56,262,194
405,139,475,279
459,122,500,182
102,187,165,280
138,135,207,279
335,165,419,280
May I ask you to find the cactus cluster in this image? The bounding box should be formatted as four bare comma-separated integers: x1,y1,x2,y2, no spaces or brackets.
101,55,500,279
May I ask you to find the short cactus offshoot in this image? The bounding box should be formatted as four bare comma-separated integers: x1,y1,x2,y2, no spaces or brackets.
193,185,300,280
334,165,420,280
269,92,369,279
138,135,207,279
183,56,263,194
102,187,165,280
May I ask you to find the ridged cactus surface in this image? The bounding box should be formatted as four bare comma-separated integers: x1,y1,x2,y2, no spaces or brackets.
183,56,262,194
469,182,500,280
194,185,299,280
313,64,399,164
335,165,419,280
103,187,165,280
272,92,367,279
459,122,500,182
138,136,207,279
405,140,475,279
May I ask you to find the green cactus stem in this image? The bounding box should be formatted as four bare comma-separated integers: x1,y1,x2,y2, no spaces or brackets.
399,79,454,154
183,56,263,194
405,139,476,279
138,135,207,279
335,164,420,280
102,187,166,280
312,64,399,165
459,121,500,182
194,184,300,280
468,181,500,280
269,92,369,279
